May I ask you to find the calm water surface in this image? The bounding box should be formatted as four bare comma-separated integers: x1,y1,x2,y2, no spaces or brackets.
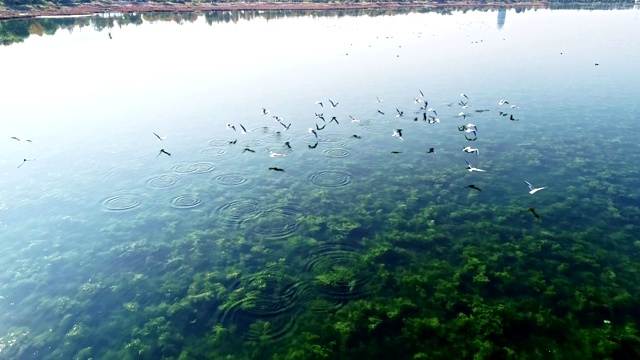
0,6,639,359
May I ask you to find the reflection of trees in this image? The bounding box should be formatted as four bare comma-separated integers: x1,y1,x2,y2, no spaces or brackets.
0,3,635,46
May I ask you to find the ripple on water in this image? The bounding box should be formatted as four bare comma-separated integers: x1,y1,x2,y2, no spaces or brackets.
172,162,215,174
309,170,352,188
170,194,202,209
241,138,264,147
248,205,303,240
217,264,302,342
304,133,345,145
146,174,180,189
360,124,388,134
209,139,236,147
323,148,350,158
303,243,372,303
216,198,262,227
214,173,248,186
102,194,142,211
201,148,230,158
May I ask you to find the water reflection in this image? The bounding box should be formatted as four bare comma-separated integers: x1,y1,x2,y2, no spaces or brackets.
2,3,635,46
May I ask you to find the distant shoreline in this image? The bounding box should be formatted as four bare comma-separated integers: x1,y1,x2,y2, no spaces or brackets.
0,1,548,21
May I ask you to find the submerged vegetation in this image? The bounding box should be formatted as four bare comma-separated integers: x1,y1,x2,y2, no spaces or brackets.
2,8,640,360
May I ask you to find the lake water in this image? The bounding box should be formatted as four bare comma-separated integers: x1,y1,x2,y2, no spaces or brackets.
1,5,640,359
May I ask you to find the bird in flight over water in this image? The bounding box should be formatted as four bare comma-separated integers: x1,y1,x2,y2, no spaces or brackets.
17,158,35,168
11,136,32,143
528,208,541,220
466,184,482,191
524,180,546,194
158,149,171,157
465,160,486,172
153,132,166,141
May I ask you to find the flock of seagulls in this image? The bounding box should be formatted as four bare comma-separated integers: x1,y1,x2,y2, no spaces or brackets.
8,90,546,220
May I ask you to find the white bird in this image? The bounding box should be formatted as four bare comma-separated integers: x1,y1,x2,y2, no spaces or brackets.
376,96,384,103
464,129,477,137
240,124,248,134
463,146,479,156
466,123,478,131
279,122,291,131
461,93,469,100
262,108,269,115
465,160,486,172
328,99,339,108
315,101,324,107
498,100,509,106
392,129,404,140
226,123,236,131
427,108,438,116
309,128,318,138
349,115,360,123
267,148,287,157
152,132,166,141
10,136,32,143
524,180,547,194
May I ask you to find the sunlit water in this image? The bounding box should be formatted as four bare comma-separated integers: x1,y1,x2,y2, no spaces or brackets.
1,6,639,359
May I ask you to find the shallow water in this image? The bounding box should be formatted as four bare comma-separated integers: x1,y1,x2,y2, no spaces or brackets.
1,6,640,359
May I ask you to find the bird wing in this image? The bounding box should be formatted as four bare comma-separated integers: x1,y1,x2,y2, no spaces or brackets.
524,180,534,191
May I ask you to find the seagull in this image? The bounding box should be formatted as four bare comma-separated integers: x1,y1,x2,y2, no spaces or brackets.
152,132,166,141
465,160,486,172
309,128,318,138
352,135,362,139
262,108,269,115
330,117,339,124
284,141,292,149
269,167,285,172
464,129,477,137
243,148,255,153
17,158,35,168
316,123,326,131
308,142,318,149
376,96,384,103
466,184,482,191
499,100,509,105
349,115,360,123
10,136,32,143
524,180,547,194
328,99,339,108
279,121,292,131
391,151,402,154
267,148,287,157
392,129,404,140
528,208,541,220
226,123,236,131
239,124,248,134
427,108,437,116
108,31,112,39
466,123,478,131
461,93,469,100
377,110,385,115
315,101,324,107
419,89,425,97
396,108,404,117
463,146,479,156
509,114,519,121
427,148,435,153
465,135,477,141
158,149,171,157
229,139,237,145
315,113,325,122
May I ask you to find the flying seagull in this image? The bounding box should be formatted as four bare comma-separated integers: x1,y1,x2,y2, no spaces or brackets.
308,142,318,149
465,160,486,172
328,99,339,108
262,108,269,115
377,110,385,115
10,136,32,143
463,146,479,156
226,123,236,131
466,184,482,191
153,132,166,141
461,93,469,100
315,101,324,107
243,148,255,153
396,108,404,117
239,124,248,134
269,167,285,172
17,158,35,168
279,121,292,131
528,208,541,220
352,135,362,139
309,128,318,139
392,129,404,140
524,180,546,194
427,148,435,153
499,100,509,105
158,149,171,157
316,123,326,131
